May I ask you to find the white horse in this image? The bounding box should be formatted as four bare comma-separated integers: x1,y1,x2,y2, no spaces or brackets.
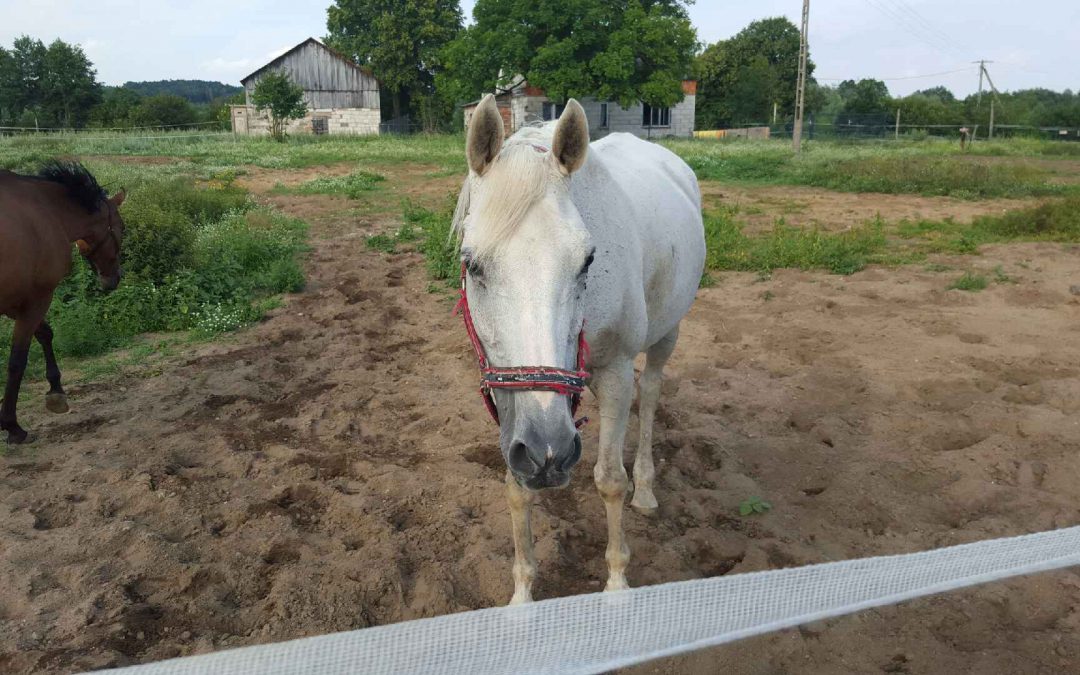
455,95,705,603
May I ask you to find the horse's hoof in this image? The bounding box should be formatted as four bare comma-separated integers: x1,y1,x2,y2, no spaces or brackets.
46,393,69,414
630,490,659,516
4,428,29,445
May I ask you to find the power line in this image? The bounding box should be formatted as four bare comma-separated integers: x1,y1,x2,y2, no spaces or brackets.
864,0,967,61
815,66,976,82
884,0,972,55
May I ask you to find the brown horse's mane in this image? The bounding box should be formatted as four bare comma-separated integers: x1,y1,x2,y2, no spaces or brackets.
35,161,108,213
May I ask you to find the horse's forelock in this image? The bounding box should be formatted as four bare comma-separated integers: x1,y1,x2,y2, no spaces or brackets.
455,141,553,261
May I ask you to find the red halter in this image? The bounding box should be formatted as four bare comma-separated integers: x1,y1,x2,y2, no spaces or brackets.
454,264,591,428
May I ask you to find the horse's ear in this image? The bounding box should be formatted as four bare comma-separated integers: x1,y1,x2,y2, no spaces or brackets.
551,99,589,176
75,240,90,254
111,189,126,208
467,94,504,176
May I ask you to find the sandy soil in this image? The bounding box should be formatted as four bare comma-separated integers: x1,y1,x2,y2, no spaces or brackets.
2,167,1080,674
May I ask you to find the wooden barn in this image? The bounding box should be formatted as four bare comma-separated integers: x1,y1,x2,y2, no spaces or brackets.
230,38,381,136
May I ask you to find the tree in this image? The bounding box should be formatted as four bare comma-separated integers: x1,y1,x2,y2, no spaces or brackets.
696,17,810,129
439,0,697,110
0,36,100,128
127,94,197,128
251,71,307,141
326,0,463,128
837,79,890,116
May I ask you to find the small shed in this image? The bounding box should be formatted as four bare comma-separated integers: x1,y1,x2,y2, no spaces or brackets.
231,38,381,137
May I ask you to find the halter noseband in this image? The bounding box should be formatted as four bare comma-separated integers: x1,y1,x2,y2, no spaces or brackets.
80,204,120,266
454,264,591,428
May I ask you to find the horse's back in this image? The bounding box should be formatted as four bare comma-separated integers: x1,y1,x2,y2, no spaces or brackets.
576,133,704,352
0,173,71,315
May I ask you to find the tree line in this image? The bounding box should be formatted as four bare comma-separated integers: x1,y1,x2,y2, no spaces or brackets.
0,36,241,130
3,4,1076,135
695,17,1079,135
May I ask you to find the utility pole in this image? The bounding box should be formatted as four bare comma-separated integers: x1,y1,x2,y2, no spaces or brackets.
973,60,999,139
895,108,901,140
792,0,810,153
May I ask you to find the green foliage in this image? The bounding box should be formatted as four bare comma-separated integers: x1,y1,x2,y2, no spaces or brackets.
121,79,241,104
703,208,888,275
896,197,1080,255
441,0,697,109
0,36,101,128
126,94,197,127
402,199,458,282
739,496,772,516
696,17,807,129
948,272,988,292
251,71,307,141
327,0,462,127
664,139,1076,199
284,170,386,199
837,79,891,116
365,233,398,252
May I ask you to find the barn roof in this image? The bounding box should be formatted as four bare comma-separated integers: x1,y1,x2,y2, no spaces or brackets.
239,37,377,85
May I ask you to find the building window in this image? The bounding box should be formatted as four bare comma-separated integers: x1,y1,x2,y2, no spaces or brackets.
542,102,566,121
600,102,609,128
642,104,670,128
312,117,329,135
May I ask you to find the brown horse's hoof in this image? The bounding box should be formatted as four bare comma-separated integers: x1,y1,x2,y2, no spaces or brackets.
46,392,70,414
4,427,29,444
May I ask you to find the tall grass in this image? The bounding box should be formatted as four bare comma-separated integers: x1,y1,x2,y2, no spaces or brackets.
704,207,890,275
662,138,1078,199
896,196,1080,253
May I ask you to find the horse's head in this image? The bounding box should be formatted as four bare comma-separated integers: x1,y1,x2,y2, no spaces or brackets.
76,189,126,291
457,95,593,490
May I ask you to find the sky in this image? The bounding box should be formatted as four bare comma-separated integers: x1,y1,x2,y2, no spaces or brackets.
1,0,1076,97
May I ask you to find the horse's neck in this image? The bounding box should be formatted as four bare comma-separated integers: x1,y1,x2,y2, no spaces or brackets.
19,178,97,243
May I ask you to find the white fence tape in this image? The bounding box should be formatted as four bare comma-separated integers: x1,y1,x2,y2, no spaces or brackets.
109,525,1080,675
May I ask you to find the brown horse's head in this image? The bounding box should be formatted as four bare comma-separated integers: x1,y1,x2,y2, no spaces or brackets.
75,189,126,291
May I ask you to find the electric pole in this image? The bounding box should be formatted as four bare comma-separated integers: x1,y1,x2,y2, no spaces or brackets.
973,60,999,139
792,0,810,153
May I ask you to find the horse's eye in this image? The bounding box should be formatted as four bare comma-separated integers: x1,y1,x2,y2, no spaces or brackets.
466,258,484,278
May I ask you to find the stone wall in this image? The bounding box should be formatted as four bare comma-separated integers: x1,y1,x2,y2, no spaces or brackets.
230,105,380,136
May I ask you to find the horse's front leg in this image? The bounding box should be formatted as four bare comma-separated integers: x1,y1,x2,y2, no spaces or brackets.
591,361,634,591
505,470,537,604
35,321,69,414
1,317,37,444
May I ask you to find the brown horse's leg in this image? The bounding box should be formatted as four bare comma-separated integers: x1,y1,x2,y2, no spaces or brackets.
1,317,36,444
35,321,69,414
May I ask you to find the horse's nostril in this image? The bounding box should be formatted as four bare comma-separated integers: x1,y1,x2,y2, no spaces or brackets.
507,441,540,475
558,434,582,471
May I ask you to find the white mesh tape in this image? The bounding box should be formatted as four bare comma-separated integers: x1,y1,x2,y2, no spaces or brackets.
109,526,1080,675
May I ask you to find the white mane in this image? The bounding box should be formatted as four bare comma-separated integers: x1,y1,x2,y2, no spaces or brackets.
452,122,560,259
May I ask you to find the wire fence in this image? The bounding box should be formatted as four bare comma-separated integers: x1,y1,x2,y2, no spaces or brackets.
107,524,1080,675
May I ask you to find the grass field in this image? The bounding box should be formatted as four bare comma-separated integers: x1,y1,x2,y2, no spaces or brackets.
2,130,1077,390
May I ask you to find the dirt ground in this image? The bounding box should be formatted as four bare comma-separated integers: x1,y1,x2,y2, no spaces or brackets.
2,164,1080,674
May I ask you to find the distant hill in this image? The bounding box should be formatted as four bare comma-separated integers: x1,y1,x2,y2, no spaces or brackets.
121,80,242,104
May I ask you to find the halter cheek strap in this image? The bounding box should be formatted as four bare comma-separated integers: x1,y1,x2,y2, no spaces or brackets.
454,264,591,428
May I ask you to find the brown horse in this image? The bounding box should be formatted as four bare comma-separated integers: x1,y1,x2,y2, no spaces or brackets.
0,162,125,444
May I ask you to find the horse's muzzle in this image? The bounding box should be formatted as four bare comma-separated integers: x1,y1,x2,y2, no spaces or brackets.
99,269,122,292
508,433,581,490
